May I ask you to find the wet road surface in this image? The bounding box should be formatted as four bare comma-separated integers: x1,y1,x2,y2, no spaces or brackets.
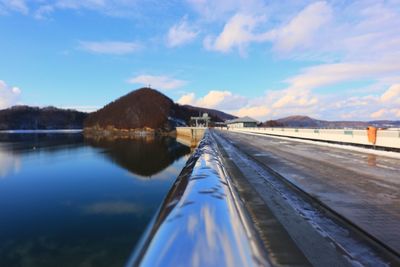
214,130,400,256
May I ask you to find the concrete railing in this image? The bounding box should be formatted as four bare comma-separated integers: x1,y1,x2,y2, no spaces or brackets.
224,127,400,149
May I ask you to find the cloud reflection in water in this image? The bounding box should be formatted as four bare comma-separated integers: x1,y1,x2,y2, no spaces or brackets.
82,201,144,215
0,147,21,178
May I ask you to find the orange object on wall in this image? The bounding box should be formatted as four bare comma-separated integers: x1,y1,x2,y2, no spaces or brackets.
367,126,377,144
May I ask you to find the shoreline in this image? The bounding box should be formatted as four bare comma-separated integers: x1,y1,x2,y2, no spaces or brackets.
83,127,175,139
0,129,83,134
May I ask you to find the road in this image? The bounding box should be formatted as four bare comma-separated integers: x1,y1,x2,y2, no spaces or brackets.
213,130,400,261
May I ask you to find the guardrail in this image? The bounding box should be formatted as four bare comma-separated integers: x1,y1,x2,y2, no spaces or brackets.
126,130,269,267
223,127,400,149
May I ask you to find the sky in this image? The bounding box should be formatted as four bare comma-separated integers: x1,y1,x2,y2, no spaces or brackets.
0,0,400,121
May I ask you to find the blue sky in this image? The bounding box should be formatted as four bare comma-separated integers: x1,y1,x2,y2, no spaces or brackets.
1,0,400,120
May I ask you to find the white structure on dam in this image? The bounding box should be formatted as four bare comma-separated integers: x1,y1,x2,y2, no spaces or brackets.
226,116,258,128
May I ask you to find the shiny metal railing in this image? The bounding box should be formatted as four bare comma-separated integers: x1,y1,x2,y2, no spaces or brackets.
126,130,269,267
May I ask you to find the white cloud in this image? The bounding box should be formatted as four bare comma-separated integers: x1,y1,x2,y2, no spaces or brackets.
28,0,214,19
32,0,142,18
128,75,187,90
286,61,400,91
177,89,320,120
187,0,266,21
3,1,400,121
333,95,377,109
196,90,232,108
266,1,332,52
20,0,267,20
371,108,388,119
34,5,54,19
178,90,247,109
260,1,400,120
203,1,332,55
176,82,400,121
1,0,29,14
204,13,265,55
53,0,108,10
371,108,400,120
272,89,318,109
177,92,196,105
381,84,400,103
268,60,400,113
78,41,141,55
202,0,400,61
195,0,400,117
167,17,199,47
234,106,270,119
0,80,22,109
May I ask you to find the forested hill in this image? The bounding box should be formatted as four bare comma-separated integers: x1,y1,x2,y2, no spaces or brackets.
0,106,87,130
84,88,235,132
0,88,236,132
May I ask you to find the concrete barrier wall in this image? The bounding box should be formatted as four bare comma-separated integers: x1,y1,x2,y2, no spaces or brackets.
225,127,400,149
176,127,206,140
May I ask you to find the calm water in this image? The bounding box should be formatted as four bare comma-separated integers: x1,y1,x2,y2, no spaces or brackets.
0,133,191,267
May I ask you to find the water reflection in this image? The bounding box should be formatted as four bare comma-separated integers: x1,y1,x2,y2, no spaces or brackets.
176,135,202,149
0,149,21,177
86,136,190,177
0,132,84,153
0,132,190,267
82,201,144,215
0,133,85,178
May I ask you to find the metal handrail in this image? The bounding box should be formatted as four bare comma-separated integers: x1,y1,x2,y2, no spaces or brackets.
126,130,269,267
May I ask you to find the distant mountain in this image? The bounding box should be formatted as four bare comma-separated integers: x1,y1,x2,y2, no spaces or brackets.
263,115,400,128
274,115,325,127
84,88,235,133
0,106,87,130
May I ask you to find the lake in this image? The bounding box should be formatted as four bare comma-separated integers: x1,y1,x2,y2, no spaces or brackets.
0,132,191,267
